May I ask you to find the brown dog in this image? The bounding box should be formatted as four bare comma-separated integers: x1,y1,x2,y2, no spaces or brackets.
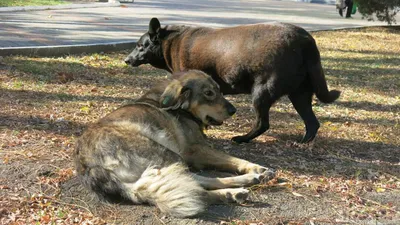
125,18,340,144
75,70,275,218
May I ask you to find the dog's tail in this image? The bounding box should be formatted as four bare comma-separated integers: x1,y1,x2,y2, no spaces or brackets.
305,39,341,103
131,163,206,218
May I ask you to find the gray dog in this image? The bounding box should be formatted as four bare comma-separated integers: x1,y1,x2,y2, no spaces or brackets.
75,71,275,218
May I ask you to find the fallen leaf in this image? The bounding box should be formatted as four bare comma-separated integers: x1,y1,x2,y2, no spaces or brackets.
376,187,386,193
80,106,90,113
41,214,51,223
278,182,293,188
292,191,304,197
57,72,74,83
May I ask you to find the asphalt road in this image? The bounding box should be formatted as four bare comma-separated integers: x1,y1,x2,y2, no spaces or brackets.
0,0,394,48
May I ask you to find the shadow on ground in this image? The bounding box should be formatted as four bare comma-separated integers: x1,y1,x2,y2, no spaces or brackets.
1,34,399,223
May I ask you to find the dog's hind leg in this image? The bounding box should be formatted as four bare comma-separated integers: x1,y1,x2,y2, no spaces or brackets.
124,163,207,218
184,144,275,178
288,90,320,143
206,188,250,204
232,84,277,144
192,173,264,190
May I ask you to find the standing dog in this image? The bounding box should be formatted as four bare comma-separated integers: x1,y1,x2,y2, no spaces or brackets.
125,18,341,144
75,70,275,218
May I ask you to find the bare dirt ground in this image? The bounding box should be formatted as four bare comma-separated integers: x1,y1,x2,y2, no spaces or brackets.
1,27,399,224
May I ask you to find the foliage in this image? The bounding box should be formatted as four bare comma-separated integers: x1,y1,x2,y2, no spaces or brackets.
356,0,400,24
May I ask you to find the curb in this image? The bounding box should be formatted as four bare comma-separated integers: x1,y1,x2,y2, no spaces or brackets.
0,41,136,57
0,2,121,13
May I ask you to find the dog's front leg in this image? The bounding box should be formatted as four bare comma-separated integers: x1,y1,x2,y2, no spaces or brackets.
192,173,262,190
183,144,274,176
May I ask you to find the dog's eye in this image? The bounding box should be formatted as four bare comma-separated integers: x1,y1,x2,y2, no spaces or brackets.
204,90,215,97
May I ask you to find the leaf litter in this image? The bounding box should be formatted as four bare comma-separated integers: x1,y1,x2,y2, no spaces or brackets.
0,27,399,224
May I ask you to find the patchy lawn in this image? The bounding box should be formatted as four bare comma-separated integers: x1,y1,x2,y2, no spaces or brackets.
0,26,399,224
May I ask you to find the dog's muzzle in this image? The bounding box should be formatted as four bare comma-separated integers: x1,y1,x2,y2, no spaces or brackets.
226,103,237,116
227,105,237,116
124,57,133,65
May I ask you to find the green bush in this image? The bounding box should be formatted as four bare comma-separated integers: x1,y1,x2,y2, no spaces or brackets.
356,0,400,24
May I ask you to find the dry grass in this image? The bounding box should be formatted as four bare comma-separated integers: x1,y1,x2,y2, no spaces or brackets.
0,26,399,224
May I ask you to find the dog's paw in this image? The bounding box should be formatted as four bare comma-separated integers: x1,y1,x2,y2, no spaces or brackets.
239,173,263,186
226,188,249,204
290,141,315,150
247,164,271,174
231,135,251,144
247,165,276,182
249,173,263,185
259,168,276,182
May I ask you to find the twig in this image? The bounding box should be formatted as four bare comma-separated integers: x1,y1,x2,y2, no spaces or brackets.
329,204,362,225
152,212,166,225
52,199,93,215
348,193,400,214
63,196,93,214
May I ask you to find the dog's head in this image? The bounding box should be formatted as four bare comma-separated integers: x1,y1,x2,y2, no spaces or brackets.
124,18,165,68
160,70,236,126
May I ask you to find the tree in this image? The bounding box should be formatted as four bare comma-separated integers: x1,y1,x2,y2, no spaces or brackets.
356,0,400,25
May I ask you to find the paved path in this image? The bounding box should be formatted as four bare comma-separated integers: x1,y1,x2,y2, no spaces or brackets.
0,0,395,50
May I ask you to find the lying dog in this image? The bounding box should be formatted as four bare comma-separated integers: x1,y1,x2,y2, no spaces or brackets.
125,18,341,144
75,70,275,218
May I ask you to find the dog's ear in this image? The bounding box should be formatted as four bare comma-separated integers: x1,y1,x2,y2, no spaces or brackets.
149,18,161,42
149,18,161,34
160,80,191,110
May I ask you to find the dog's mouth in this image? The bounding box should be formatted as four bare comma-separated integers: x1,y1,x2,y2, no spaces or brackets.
128,61,141,67
124,57,143,67
206,115,223,126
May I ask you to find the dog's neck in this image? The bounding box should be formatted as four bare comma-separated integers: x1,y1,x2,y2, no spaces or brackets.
167,108,204,128
136,85,205,129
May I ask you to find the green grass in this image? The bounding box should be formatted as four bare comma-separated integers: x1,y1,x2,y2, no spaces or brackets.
0,0,68,7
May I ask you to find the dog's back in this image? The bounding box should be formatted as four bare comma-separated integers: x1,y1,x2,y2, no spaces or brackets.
160,23,308,91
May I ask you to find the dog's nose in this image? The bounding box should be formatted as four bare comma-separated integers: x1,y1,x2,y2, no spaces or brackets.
227,105,237,116
124,57,131,65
